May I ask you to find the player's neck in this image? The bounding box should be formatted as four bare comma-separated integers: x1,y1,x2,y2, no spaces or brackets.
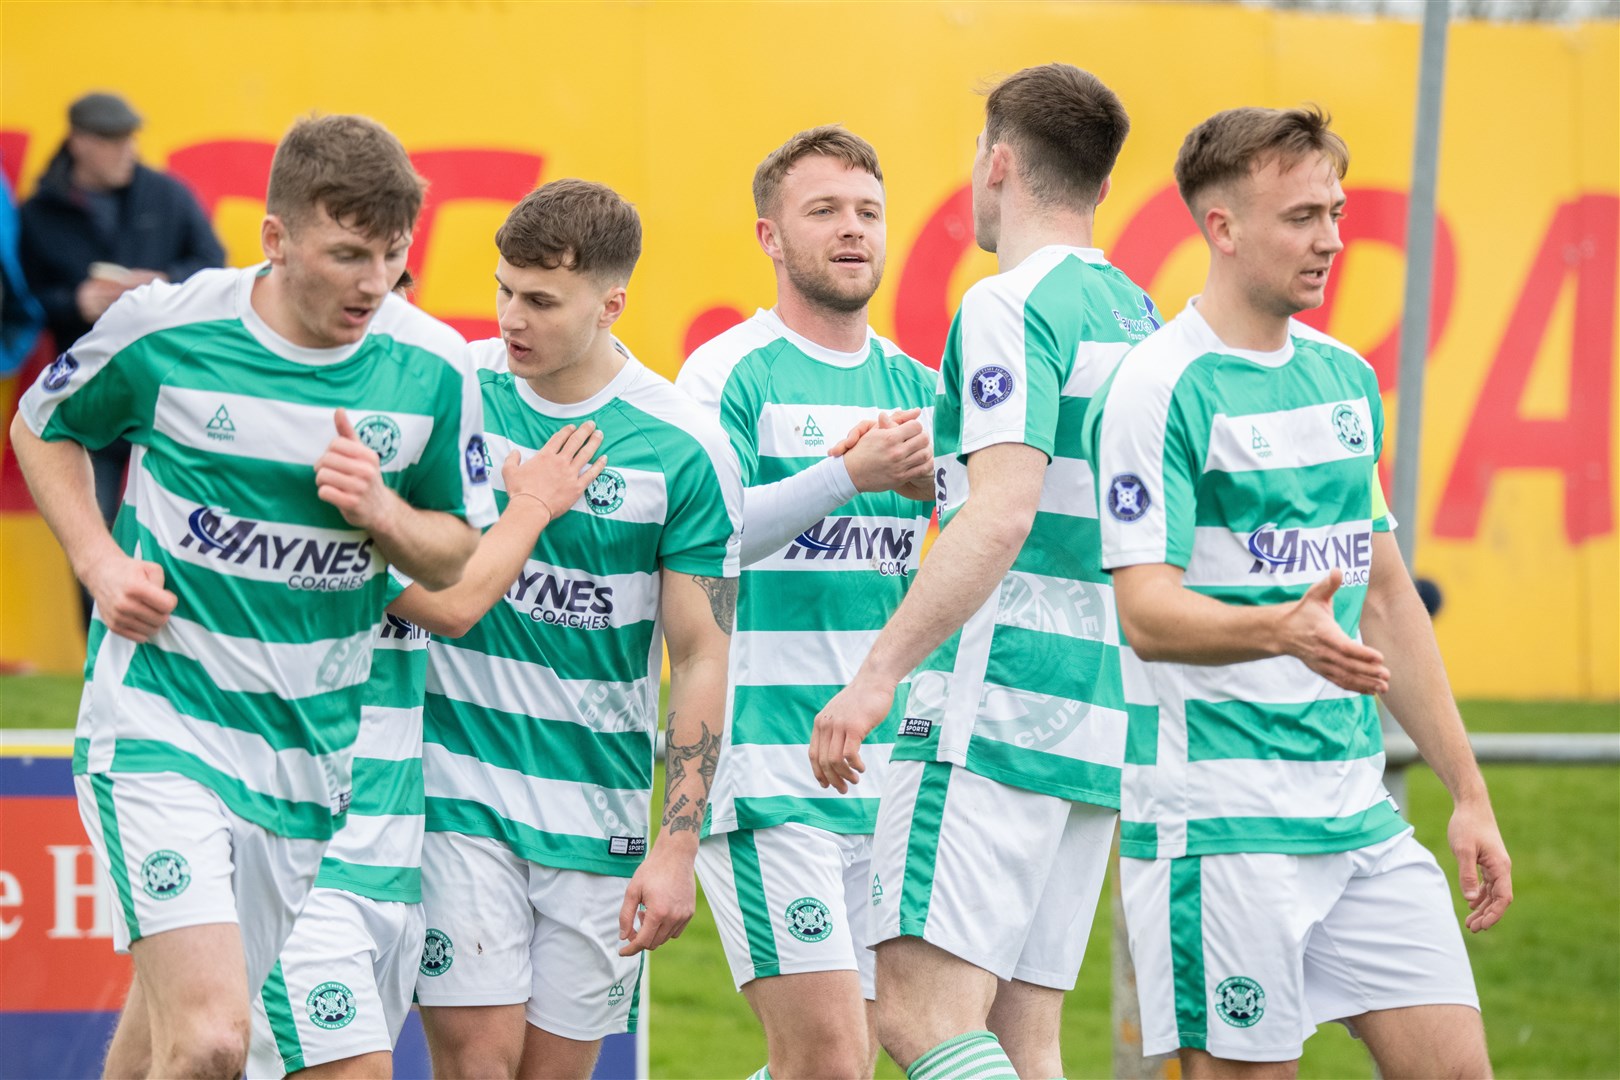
1194,274,1293,352
774,289,869,353
250,270,337,350
994,203,1095,274
525,334,628,405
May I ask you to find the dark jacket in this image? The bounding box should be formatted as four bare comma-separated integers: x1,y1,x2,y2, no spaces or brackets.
18,144,225,347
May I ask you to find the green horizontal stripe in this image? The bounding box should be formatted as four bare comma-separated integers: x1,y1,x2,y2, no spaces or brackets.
986,628,1122,708
1120,805,1409,859
730,683,901,745
1050,395,1097,462
1119,820,1158,858
1194,458,1376,530
425,797,641,877
739,570,911,634
423,693,653,790
143,439,393,532
127,518,386,644
73,736,90,772
1009,513,1108,583
727,795,880,836
1188,581,1367,637
362,649,430,710
1186,696,1382,763
1125,703,1158,766
349,756,424,816
913,630,961,675
122,645,360,756
732,350,934,410
105,739,338,839
445,604,656,685
313,859,422,902
963,735,1121,807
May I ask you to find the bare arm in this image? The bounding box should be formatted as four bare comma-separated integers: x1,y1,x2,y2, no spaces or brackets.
9,412,176,640
388,422,605,636
618,567,735,956
1361,532,1511,931
314,408,478,591
808,441,1045,792
1111,562,1390,694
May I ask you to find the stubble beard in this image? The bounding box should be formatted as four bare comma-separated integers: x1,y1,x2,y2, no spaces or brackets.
782,239,883,315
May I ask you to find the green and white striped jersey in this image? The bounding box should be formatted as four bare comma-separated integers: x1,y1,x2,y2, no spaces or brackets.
315,569,428,902
19,266,496,841
677,308,935,836
423,339,742,877
892,246,1158,807
1084,300,1405,860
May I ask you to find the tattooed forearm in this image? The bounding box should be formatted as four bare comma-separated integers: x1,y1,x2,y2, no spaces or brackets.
662,709,688,790
662,715,723,836
692,575,737,634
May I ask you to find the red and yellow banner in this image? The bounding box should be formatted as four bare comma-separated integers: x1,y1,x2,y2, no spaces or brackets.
1,2,1614,699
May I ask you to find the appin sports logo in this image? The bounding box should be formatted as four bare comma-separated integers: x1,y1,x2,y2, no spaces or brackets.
969,365,1015,410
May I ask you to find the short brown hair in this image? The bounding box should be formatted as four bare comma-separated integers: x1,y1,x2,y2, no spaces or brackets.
495,179,642,283
266,115,425,240
1174,105,1350,210
753,125,883,218
984,63,1129,210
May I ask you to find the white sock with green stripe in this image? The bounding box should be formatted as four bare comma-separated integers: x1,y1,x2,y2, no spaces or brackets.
745,1067,772,1080
906,1031,1018,1079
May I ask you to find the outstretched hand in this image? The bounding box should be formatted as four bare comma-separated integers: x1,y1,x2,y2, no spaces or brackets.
829,408,933,501
1279,570,1390,695
502,420,607,520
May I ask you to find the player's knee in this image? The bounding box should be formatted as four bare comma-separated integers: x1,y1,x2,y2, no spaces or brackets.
158,1023,248,1079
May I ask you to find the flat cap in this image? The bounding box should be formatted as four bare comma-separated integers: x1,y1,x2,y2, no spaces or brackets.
68,92,141,137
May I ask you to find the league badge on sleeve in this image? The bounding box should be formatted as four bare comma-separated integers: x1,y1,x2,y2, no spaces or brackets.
1107,473,1151,522
464,434,491,484
42,351,79,392
969,365,1015,410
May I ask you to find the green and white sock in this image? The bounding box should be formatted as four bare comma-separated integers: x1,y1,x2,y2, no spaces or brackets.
745,1067,772,1080
906,1031,1018,1080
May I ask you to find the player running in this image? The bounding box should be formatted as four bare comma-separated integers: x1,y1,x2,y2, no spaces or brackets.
11,115,495,1079
413,180,742,1079
676,126,935,1079
1086,105,1510,1078
810,64,1156,1078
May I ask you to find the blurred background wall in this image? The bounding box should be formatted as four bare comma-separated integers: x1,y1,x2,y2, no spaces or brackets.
1,0,1614,699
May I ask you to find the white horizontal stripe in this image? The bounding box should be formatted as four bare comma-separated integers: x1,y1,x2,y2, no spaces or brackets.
731,629,878,687
1171,654,1363,706
746,514,924,573
498,557,661,626
1036,454,1099,519
996,571,1118,645
354,706,425,760
970,694,1128,767
423,743,650,840
482,430,670,525
716,740,893,801
1123,755,1391,822
1205,399,1374,474
135,470,381,588
150,614,376,698
757,403,904,459
426,642,656,735
105,685,341,809
154,385,433,472
1184,521,1375,590
325,810,424,868
1061,341,1131,399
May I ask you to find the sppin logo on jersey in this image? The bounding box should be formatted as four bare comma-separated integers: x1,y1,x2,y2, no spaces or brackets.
508,568,615,629
1331,403,1368,453
181,506,375,591
355,414,402,465
1111,293,1163,340
784,518,914,576
969,365,1015,409
465,434,491,484
1247,523,1372,585
42,351,79,392
1107,474,1151,522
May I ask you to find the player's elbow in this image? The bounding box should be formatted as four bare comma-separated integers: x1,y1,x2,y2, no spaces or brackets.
1115,593,1177,662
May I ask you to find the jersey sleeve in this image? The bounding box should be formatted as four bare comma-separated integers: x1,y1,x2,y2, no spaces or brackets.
18,286,165,450
1362,364,1395,533
676,350,764,486
1091,357,1202,570
956,278,1066,461
658,424,743,580
403,344,499,529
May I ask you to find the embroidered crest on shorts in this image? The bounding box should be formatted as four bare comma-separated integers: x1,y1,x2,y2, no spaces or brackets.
1214,975,1265,1027
140,849,190,900
420,927,454,976
306,981,357,1029
784,896,832,942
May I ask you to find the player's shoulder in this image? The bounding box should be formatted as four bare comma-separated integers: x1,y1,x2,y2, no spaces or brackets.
466,336,511,373
870,332,936,391
1288,318,1374,374
619,358,740,481
680,311,784,378
1108,307,1220,397
80,266,242,353
368,294,470,367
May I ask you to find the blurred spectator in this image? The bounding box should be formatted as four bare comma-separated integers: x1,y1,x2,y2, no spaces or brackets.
0,166,44,376
18,91,226,626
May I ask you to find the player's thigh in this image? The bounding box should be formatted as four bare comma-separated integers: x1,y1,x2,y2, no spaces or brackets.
525,867,644,1041
696,824,868,996
870,761,1071,983
415,832,532,1008
1119,850,1340,1064
743,969,869,1077
286,1050,392,1080
250,888,413,1078
1304,834,1485,1076
1014,798,1116,990
1178,1048,1300,1079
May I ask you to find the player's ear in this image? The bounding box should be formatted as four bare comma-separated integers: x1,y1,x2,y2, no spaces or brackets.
598,283,628,328
1095,174,1113,208
261,214,289,265
756,218,782,260
1205,203,1238,256
986,142,1013,189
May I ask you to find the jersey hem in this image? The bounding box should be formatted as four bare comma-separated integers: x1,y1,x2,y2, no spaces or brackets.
1119,818,1412,859
889,741,1121,809
422,822,639,879
709,806,879,837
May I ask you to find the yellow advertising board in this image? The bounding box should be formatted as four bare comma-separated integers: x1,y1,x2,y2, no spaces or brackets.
1,2,1615,699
